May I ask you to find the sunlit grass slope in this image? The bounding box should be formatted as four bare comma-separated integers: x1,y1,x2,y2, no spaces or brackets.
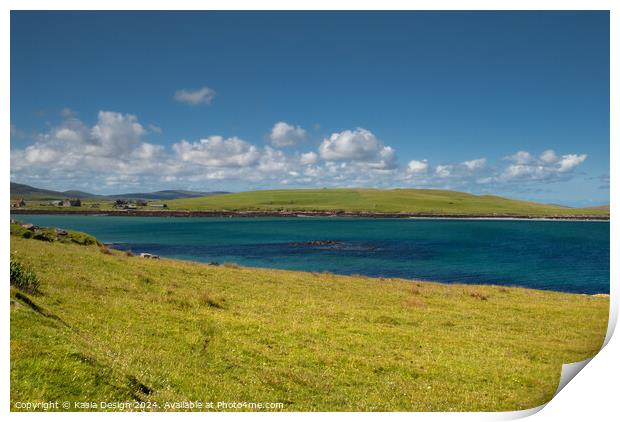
166,188,609,217
10,231,608,411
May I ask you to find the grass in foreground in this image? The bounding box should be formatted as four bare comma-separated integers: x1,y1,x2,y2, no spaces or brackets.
165,189,609,217
10,232,608,411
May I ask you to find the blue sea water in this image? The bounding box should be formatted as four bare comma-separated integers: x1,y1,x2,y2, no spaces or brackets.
11,215,609,294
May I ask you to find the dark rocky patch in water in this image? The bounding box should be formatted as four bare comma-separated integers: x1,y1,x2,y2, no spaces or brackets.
289,240,343,248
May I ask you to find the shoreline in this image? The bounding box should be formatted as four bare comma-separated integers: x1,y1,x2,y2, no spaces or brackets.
10,208,610,221
103,246,611,296
10,219,609,296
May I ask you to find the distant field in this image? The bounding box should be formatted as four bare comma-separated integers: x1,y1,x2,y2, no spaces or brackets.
10,188,609,218
165,189,609,217
10,225,609,411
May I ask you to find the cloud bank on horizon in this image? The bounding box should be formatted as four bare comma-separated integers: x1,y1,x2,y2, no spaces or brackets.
10,109,590,196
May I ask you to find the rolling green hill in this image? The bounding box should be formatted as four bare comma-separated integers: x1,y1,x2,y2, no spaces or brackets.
10,224,609,411
166,188,609,217
10,186,609,218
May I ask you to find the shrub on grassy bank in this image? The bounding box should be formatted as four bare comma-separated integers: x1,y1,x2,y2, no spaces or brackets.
10,222,100,246
10,256,40,294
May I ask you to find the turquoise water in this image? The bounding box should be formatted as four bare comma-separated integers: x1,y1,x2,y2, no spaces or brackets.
12,215,609,294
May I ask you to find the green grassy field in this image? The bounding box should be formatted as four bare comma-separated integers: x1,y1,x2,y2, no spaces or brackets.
10,225,608,411
11,188,609,218
165,189,609,217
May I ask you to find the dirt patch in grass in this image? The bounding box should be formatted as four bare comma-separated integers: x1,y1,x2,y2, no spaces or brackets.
198,292,226,309
469,291,490,301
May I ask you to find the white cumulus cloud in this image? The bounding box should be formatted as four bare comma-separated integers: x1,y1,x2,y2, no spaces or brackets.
174,86,216,105
257,147,294,173
173,136,260,168
461,158,486,171
539,149,558,163
10,111,170,190
406,160,428,174
269,121,306,147
435,164,452,178
504,151,535,164
499,150,587,181
9,109,591,195
89,111,147,156
319,128,397,169
556,154,587,173
300,151,318,165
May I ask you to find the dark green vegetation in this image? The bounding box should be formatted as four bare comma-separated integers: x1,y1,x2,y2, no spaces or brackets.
10,256,40,294
165,188,609,217
10,225,609,411
11,221,100,245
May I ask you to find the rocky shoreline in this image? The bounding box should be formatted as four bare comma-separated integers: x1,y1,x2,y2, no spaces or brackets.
10,208,610,220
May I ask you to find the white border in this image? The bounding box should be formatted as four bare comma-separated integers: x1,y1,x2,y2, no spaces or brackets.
2,1,617,421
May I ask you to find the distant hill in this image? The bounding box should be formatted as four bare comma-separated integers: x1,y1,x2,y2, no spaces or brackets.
10,183,100,200
10,182,62,198
109,190,228,200
61,190,107,199
10,182,228,201
165,188,610,217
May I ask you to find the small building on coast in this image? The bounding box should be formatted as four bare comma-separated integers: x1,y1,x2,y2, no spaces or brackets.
12,198,26,208
114,199,148,208
61,199,81,207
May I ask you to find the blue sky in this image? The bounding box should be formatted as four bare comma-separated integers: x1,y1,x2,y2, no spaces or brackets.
10,11,609,206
